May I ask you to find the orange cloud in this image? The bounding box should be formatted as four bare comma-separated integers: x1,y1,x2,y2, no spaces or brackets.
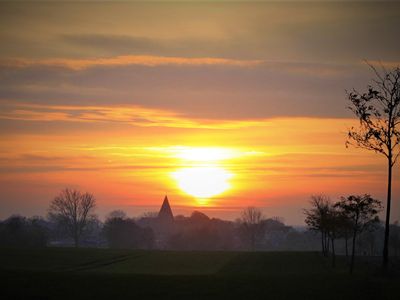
366,60,400,69
0,55,263,70
0,103,267,129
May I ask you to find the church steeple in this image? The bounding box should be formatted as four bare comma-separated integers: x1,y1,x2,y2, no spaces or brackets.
158,195,174,222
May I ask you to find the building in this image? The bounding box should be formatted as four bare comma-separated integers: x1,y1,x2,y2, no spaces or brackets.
154,195,175,248
158,195,174,223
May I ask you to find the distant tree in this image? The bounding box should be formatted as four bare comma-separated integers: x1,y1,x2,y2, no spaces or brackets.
335,194,382,273
335,212,353,259
260,218,292,251
48,188,96,247
190,211,210,225
389,222,400,257
27,216,50,247
357,221,382,256
0,215,48,248
107,210,127,220
304,195,347,267
239,207,265,250
103,216,154,249
141,211,158,218
346,65,400,271
325,208,343,267
167,211,235,251
304,195,332,256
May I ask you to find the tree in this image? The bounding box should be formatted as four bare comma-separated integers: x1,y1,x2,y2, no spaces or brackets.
106,210,127,220
335,212,353,259
389,221,400,257
48,188,96,247
0,215,48,248
304,195,344,266
346,65,400,271
304,195,332,256
103,215,154,249
334,194,382,273
239,207,265,250
325,208,342,267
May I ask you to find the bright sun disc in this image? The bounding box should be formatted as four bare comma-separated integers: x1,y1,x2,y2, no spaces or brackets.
172,166,232,199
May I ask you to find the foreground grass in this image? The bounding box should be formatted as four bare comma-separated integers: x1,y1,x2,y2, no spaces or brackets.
0,248,399,299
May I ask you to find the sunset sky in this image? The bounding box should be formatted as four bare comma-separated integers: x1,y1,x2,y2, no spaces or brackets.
0,1,399,224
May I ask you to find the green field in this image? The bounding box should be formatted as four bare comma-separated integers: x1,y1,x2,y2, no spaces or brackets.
0,248,399,299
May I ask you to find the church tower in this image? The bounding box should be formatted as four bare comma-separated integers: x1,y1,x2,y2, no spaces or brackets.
157,195,174,222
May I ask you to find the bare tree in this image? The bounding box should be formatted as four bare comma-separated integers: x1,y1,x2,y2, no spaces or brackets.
304,195,345,267
334,194,382,274
334,211,353,260
304,195,332,256
239,207,265,250
346,65,400,271
48,188,96,247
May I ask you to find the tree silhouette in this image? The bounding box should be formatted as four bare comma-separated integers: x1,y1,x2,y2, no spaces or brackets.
304,195,331,256
103,216,154,249
48,188,96,247
334,194,381,273
346,65,400,271
239,207,265,250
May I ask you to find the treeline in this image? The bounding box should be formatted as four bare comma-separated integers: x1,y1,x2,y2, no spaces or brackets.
0,210,316,251
1,189,400,260
2,209,400,256
0,216,48,248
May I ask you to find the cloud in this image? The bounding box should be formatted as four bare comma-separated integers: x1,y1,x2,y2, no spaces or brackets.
61,34,162,54
366,60,400,69
0,102,268,129
0,55,263,71
0,54,360,77
0,57,360,120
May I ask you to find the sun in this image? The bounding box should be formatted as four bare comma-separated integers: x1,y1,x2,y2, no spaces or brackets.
169,147,238,204
172,166,232,200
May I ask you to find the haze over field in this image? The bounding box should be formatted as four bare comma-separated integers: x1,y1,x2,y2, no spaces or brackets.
0,1,399,224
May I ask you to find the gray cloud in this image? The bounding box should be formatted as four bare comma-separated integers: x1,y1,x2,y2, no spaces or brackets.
61,34,162,54
0,60,373,120
1,2,399,62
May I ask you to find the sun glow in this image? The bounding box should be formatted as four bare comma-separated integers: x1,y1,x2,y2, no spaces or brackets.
173,147,238,162
172,166,232,200
169,147,236,203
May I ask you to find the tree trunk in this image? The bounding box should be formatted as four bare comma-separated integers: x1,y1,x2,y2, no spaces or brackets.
350,230,357,274
383,156,392,272
326,234,330,254
251,231,255,251
74,230,79,247
345,235,349,259
323,231,329,257
331,238,336,267
321,231,325,255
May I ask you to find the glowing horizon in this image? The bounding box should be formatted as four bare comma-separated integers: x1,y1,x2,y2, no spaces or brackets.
0,1,399,224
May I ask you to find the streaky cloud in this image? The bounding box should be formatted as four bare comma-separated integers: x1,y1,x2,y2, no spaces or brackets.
0,55,263,70
0,102,268,129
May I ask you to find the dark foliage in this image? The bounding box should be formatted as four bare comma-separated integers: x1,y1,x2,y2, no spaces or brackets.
167,211,236,250
103,217,154,249
0,215,48,247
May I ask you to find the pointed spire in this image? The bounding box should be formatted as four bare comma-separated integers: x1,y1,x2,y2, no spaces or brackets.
158,195,174,222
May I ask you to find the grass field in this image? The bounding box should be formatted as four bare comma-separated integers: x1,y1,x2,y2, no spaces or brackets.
0,248,399,299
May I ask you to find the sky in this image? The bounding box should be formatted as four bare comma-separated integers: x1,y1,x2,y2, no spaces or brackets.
0,1,399,224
